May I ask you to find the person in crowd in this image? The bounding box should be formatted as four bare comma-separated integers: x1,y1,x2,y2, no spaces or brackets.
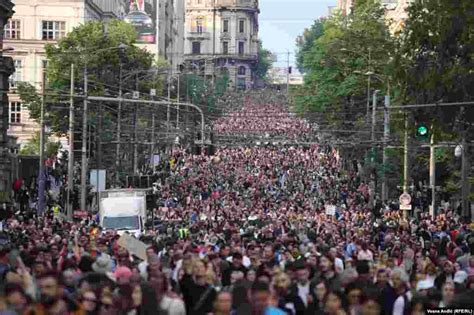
0,92,473,315
211,291,232,315
250,281,286,315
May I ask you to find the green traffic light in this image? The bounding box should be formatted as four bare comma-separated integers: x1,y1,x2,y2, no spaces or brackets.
417,125,428,136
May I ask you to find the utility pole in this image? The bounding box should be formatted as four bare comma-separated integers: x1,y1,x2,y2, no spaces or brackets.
286,51,290,94
370,90,380,205
66,64,75,220
461,106,470,218
176,73,180,129
167,72,171,140
403,113,409,219
37,68,47,216
381,92,390,201
366,48,371,123
429,126,435,217
96,82,103,213
133,73,139,174
212,0,216,86
80,65,88,212
115,63,122,187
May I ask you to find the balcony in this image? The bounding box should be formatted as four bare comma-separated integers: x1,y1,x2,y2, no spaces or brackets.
187,31,211,40
215,0,259,11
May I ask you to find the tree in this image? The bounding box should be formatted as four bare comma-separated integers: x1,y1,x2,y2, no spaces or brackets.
20,132,61,157
295,19,324,73
17,20,155,135
393,0,474,202
394,0,474,129
252,43,273,81
296,1,395,130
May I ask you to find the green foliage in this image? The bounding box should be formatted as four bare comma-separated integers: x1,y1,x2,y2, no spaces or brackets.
295,19,324,73
19,20,155,135
20,132,61,157
394,0,474,130
252,43,273,80
294,1,394,133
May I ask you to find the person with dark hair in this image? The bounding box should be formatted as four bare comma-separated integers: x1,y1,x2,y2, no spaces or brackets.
180,260,216,315
250,281,285,315
288,260,313,315
324,290,347,315
345,282,363,315
79,290,99,315
24,271,85,315
150,271,185,314
3,282,29,314
211,291,233,315
222,252,248,287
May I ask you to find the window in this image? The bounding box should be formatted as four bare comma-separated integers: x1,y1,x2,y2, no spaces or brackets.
194,18,204,33
223,19,229,33
239,20,245,33
4,19,20,39
222,41,229,54
237,77,246,90
42,21,66,40
9,102,21,124
238,66,246,76
192,41,201,54
9,59,22,88
238,41,245,55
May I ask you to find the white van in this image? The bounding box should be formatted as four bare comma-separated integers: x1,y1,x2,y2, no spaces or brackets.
99,190,149,237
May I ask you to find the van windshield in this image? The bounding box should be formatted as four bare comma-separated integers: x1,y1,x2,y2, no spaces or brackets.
103,216,140,230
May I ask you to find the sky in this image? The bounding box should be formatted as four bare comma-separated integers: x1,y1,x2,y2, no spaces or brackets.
259,0,336,68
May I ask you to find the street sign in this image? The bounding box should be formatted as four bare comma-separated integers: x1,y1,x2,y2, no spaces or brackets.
399,193,411,211
325,205,336,216
399,193,411,206
150,89,156,96
132,91,139,99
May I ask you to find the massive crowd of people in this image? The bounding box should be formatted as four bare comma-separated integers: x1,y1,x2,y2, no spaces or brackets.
1,92,473,315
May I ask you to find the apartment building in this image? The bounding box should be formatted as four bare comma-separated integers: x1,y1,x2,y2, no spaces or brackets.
184,0,260,89
336,0,412,34
0,0,14,204
4,0,126,145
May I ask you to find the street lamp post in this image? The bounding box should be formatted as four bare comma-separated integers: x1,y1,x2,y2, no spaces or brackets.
79,44,128,212
80,64,88,212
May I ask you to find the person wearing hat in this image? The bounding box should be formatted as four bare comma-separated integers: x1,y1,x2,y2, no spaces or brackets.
92,256,113,274
113,266,133,285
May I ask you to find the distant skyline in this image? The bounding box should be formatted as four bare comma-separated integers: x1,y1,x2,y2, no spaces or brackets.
259,0,336,68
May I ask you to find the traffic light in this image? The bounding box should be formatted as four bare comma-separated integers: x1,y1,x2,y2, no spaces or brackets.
288,66,292,74
416,122,429,139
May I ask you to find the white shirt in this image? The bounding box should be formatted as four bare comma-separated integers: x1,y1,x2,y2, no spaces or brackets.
357,249,374,262
334,257,344,273
226,256,252,268
297,282,310,307
138,261,148,280
393,291,412,315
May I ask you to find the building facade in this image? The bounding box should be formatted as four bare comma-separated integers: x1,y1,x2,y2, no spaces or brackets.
336,0,412,34
184,0,260,89
4,0,126,146
123,0,185,73
0,0,15,204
